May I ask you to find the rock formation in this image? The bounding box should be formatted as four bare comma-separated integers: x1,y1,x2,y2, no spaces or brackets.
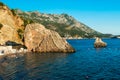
0,2,75,54
94,37,107,48
24,23,75,53
0,4,24,45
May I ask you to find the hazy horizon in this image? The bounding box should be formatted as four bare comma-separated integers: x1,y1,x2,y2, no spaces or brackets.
1,0,120,35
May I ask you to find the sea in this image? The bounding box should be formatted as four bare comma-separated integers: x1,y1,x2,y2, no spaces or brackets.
0,39,120,80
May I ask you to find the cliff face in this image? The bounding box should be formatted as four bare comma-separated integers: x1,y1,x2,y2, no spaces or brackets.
0,3,24,45
24,23,75,53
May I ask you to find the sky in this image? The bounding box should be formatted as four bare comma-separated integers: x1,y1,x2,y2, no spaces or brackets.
1,0,120,35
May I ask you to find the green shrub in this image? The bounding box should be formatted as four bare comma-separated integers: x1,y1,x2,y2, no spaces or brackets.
11,9,16,16
0,2,5,6
17,29,23,39
0,23,3,29
23,19,34,27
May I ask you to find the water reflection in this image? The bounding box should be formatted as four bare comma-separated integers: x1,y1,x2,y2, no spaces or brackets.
0,53,69,80
0,39,120,79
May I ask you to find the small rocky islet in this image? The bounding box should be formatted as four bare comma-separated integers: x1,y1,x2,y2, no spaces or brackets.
94,37,107,48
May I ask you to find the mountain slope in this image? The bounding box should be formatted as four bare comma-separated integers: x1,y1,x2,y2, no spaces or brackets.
13,9,111,38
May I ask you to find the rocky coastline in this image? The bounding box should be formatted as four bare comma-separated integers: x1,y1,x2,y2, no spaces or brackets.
0,3,75,55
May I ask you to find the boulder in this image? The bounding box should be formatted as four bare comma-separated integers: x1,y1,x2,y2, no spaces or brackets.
94,37,107,48
24,23,75,53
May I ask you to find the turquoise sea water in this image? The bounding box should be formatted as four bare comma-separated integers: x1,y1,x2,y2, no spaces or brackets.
0,39,120,80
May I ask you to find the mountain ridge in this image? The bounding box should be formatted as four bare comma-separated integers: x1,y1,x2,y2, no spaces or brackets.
12,9,111,38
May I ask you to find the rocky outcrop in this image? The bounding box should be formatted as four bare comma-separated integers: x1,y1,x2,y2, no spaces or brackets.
24,23,75,53
94,37,107,48
0,4,24,45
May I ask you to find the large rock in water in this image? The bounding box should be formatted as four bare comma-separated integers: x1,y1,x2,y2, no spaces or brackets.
24,23,75,53
94,37,107,48
0,4,24,45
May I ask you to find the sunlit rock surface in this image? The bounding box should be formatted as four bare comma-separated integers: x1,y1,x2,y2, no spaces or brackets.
0,4,24,45
94,37,107,48
24,23,75,53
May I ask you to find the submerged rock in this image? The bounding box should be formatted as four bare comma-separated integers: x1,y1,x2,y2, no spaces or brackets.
24,23,75,53
94,37,107,48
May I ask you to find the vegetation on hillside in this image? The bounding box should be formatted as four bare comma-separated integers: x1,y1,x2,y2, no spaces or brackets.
11,9,17,16
0,23,3,29
11,9,112,38
0,2,5,6
17,29,24,39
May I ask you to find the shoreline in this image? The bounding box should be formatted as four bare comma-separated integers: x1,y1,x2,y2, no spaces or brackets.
0,38,119,57
0,45,28,56
66,38,120,40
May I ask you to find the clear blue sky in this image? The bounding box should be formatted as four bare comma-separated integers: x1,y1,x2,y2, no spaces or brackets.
1,0,120,35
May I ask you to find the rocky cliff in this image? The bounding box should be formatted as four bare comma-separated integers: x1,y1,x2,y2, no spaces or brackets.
13,9,112,38
0,2,75,53
24,23,75,53
0,3,24,45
